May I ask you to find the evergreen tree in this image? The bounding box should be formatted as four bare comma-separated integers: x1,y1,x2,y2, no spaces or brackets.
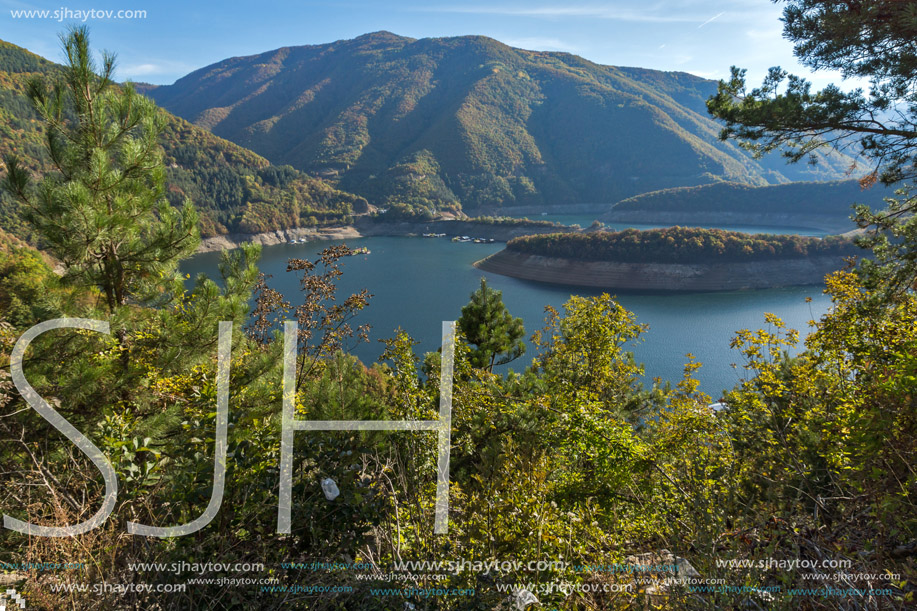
2,26,199,314
706,0,917,186
706,0,917,295
457,277,525,372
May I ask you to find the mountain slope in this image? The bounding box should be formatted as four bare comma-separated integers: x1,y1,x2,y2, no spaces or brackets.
604,180,891,233
148,32,861,214
0,39,366,241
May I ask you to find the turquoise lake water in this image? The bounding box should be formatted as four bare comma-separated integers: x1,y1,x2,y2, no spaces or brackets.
182,228,832,399
509,213,829,236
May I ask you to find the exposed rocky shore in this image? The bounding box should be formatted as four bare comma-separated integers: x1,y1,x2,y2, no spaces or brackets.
474,249,849,291
603,209,857,234
196,226,362,253
355,218,575,240
196,218,574,253
474,203,612,217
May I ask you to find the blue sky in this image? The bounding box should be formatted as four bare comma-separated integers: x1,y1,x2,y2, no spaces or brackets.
1,0,855,89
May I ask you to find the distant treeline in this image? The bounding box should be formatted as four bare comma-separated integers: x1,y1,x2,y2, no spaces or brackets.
147,32,862,219
468,215,567,228
507,226,861,263
610,180,890,216
0,40,365,241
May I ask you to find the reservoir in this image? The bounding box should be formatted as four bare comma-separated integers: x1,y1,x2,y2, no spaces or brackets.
182,227,833,398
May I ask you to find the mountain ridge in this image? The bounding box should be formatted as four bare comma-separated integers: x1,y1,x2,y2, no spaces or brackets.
603,179,890,233
148,31,863,216
0,38,365,241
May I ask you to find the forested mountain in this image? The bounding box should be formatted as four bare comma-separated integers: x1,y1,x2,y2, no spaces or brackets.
506,226,859,263
3,18,916,608
147,31,861,215
602,179,892,232
0,39,366,241
609,179,888,216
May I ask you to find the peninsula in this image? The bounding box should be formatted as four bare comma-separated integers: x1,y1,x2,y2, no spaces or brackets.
475,227,860,291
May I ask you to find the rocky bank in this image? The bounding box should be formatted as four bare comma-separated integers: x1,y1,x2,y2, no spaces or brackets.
474,249,849,291
602,210,857,234
196,219,574,253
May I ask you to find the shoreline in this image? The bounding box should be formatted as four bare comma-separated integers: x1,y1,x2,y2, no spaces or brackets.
474,249,848,291
195,210,860,254
602,210,856,234
474,203,613,217
196,218,575,253
196,226,363,253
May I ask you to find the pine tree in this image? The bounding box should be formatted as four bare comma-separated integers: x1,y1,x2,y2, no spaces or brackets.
457,277,525,372
706,0,917,295
706,0,917,186
2,26,199,314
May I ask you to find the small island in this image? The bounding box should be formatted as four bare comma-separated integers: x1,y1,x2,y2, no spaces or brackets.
474,227,861,291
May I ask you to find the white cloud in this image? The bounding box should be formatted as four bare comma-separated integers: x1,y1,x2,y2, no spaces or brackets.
416,4,698,23
502,37,578,52
414,3,768,26
117,59,195,80
121,63,162,76
685,69,724,80
697,11,724,28
745,27,783,41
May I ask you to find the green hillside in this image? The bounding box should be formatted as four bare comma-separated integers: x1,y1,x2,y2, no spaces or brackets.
148,32,862,214
507,226,860,264
0,39,366,241
609,179,890,217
